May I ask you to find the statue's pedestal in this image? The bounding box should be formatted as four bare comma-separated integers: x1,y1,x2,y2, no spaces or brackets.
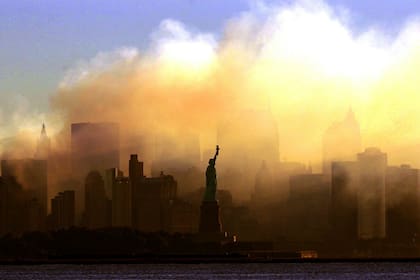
199,200,221,233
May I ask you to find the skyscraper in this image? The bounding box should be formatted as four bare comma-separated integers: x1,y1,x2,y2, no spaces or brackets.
84,171,110,229
50,190,75,230
331,161,359,242
130,154,177,232
357,147,387,240
34,123,51,160
112,173,132,227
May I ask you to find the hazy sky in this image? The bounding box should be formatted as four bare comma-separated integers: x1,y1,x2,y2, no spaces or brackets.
1,0,419,112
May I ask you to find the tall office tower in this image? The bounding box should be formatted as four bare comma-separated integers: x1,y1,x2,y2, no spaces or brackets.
50,190,75,230
129,154,144,185
130,154,177,231
1,159,48,222
331,161,359,243
34,123,51,159
84,171,110,229
323,109,361,175
71,122,119,215
136,173,177,232
112,172,132,227
24,198,43,232
287,174,330,243
217,109,279,202
386,165,419,243
357,148,387,240
129,154,144,228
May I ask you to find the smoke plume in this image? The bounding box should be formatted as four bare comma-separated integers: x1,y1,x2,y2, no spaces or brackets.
4,0,420,201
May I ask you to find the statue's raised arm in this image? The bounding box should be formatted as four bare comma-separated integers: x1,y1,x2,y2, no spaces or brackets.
213,145,220,162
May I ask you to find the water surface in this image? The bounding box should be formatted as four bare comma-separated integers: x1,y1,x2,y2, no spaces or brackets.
0,262,419,279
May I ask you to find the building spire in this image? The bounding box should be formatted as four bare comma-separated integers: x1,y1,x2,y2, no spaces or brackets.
35,122,51,159
41,123,47,137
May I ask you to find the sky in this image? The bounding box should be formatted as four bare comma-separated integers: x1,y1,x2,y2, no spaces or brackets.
1,0,420,111
2,0,420,170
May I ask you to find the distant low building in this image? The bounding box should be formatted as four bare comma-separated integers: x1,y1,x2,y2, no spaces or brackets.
386,165,419,243
84,171,111,229
50,190,75,230
169,199,197,233
111,170,132,228
1,159,48,222
287,174,330,243
0,176,44,235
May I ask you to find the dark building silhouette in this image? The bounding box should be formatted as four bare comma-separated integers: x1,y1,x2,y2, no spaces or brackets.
129,154,144,228
0,177,23,235
169,199,197,233
386,165,419,243
110,169,132,227
84,171,110,229
71,122,119,216
357,147,387,240
130,154,177,232
24,198,44,232
331,161,359,243
323,109,361,176
0,176,44,235
223,205,259,241
1,159,48,222
50,191,75,230
255,161,307,241
136,173,177,232
287,174,330,243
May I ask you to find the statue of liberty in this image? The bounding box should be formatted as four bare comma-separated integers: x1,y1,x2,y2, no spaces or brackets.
203,145,219,201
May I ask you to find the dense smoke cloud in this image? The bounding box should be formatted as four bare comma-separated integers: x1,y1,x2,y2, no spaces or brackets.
5,0,420,173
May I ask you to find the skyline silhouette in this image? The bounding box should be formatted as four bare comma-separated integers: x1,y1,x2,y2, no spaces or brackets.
0,116,420,259
2,0,420,262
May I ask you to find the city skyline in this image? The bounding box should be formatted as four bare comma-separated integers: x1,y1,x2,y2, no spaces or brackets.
2,0,420,262
1,126,419,259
